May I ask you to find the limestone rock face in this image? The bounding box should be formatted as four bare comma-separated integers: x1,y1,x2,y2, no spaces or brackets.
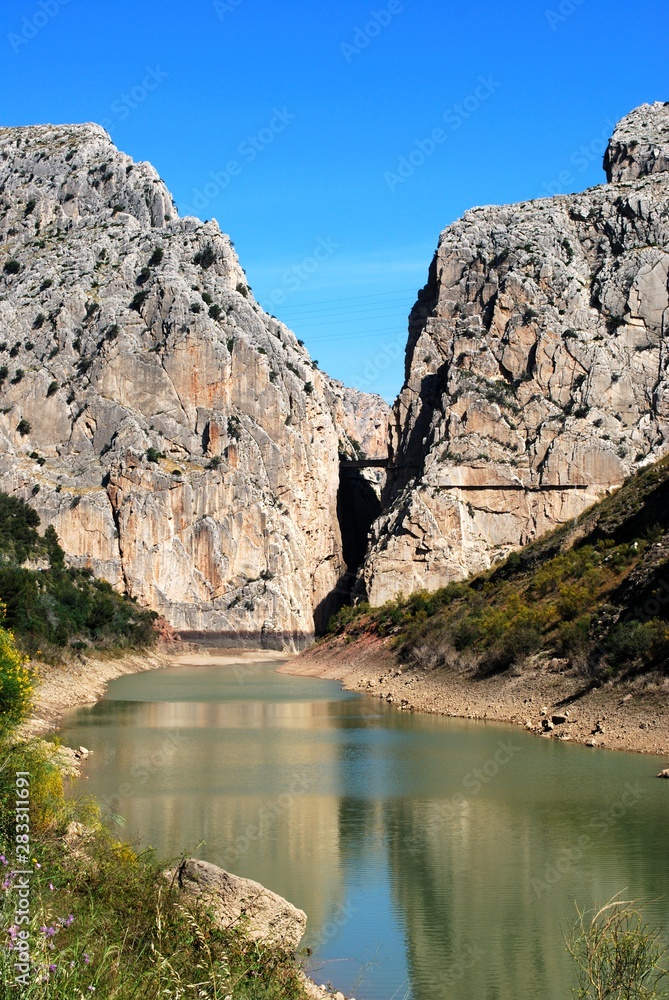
604,101,669,182
323,380,390,461
170,858,307,950
361,103,669,605
0,123,386,647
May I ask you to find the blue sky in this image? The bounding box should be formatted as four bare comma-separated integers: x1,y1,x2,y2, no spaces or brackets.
0,0,665,401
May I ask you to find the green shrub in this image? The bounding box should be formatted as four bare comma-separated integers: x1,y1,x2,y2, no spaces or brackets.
487,622,543,672
0,621,33,732
557,583,593,621
566,897,668,1000
327,603,370,634
17,418,30,436
145,447,164,463
3,260,20,275
148,246,164,266
209,303,222,320
193,245,216,268
129,290,149,312
136,266,152,286
605,619,669,672
555,615,592,658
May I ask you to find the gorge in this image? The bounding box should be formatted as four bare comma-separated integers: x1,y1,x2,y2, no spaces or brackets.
1,102,669,647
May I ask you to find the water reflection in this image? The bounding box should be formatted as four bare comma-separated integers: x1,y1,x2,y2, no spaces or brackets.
60,655,669,1000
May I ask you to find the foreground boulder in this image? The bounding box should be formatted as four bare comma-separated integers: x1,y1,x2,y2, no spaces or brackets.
169,858,307,950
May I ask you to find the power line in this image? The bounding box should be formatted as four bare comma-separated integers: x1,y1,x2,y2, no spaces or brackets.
283,304,412,323
287,310,410,329
279,296,416,319
260,286,419,313
306,328,406,345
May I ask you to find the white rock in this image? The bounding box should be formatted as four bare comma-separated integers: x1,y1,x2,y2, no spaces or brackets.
0,124,389,649
168,858,307,950
358,103,669,604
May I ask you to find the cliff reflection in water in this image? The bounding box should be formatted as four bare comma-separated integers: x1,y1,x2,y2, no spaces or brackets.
60,658,669,1000
65,671,358,939
383,756,669,1000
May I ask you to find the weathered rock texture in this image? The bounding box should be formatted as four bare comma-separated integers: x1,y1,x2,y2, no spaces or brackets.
170,858,307,950
0,123,387,646
361,102,669,605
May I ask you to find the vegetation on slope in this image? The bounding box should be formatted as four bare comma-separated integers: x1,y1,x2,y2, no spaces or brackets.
329,458,669,682
0,492,157,661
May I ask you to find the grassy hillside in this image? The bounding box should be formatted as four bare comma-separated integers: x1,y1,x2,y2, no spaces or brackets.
0,492,157,660
328,458,669,683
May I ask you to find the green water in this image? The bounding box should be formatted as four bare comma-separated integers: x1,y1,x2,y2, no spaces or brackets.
59,654,669,1000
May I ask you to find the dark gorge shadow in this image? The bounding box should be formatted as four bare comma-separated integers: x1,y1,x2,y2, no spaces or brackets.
312,465,383,634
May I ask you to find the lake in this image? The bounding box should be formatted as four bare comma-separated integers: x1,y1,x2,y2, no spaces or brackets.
59,652,669,1000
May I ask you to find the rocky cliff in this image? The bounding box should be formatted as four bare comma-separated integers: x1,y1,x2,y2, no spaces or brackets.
0,123,388,648
360,102,669,605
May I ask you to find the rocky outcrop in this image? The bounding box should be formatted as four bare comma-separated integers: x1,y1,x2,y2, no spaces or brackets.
170,858,307,950
323,380,390,461
604,102,669,182
360,102,669,605
0,123,383,647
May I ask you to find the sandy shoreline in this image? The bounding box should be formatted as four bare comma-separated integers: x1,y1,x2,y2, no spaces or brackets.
23,646,175,736
283,633,669,761
26,634,669,761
